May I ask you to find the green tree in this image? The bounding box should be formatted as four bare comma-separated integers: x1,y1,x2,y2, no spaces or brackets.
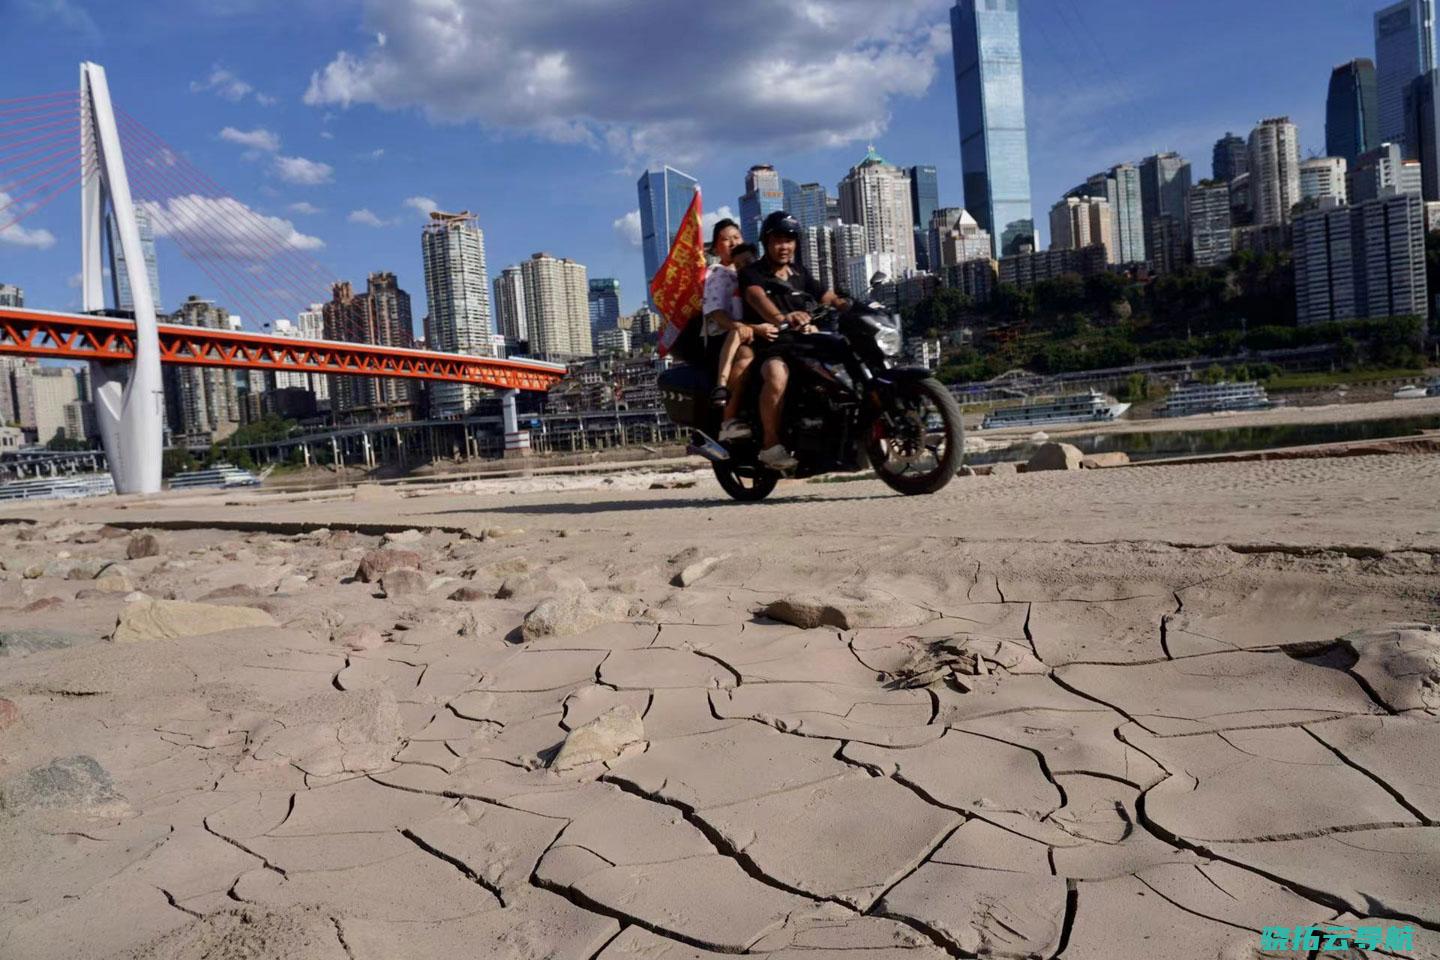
1201,363,1226,384
46,428,89,451
991,283,1034,322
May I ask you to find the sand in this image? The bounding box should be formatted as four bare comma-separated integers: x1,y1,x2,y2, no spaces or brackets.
0,452,1437,959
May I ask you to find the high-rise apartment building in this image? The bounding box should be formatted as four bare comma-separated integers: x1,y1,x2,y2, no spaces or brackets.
1328,59,1382,164
1212,133,1248,182
1049,196,1116,263
908,165,940,270
830,223,868,296
594,326,632,356
1349,141,1425,201
421,210,494,419
786,182,829,230
1294,193,1427,324
930,208,993,267
846,252,899,305
521,253,591,359
1405,69,1440,199
1140,152,1193,237
323,275,416,423
952,0,1034,255
637,165,699,307
800,226,837,293
1188,182,1235,268
165,296,242,440
1071,164,1146,264
738,165,786,245
1300,158,1350,205
112,207,163,313
587,278,621,336
269,306,330,405
1375,0,1436,143
493,266,529,345
838,148,916,275
27,367,81,444
0,284,21,308
1249,118,1303,225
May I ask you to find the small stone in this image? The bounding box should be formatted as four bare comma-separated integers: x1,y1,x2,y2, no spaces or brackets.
91,572,134,594
958,465,977,477
497,570,585,600
123,591,147,603
521,590,634,643
481,527,523,541
448,585,489,602
552,704,645,771
988,462,1018,476
0,628,91,656
1080,452,1130,469
334,624,385,651
21,597,62,613
1025,442,1085,472
673,556,724,588
0,698,18,731
0,755,123,815
355,549,423,583
98,526,130,540
764,590,929,630
380,568,429,598
381,529,424,546
112,598,277,643
126,533,161,559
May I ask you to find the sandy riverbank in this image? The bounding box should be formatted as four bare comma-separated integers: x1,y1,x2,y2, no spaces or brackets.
0,453,1437,959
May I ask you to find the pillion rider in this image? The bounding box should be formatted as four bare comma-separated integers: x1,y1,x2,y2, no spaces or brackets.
737,210,850,472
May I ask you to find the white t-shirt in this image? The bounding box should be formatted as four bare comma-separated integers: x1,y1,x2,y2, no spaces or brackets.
702,263,742,339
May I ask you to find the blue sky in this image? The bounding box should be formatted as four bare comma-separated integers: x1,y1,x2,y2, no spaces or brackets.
0,0,1386,327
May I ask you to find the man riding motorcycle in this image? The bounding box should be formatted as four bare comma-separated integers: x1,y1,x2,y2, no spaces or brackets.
738,210,850,472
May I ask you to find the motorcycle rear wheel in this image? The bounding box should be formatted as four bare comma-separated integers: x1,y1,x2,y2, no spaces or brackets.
867,377,964,496
713,462,779,502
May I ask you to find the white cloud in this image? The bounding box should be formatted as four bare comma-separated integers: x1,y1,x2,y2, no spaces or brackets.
273,155,334,185
319,130,335,140
66,272,83,288
139,195,324,259
190,65,271,104
288,201,322,215
18,0,99,42
612,210,642,249
701,204,738,236
368,148,385,159
0,192,57,250
347,208,390,227
303,0,949,162
219,126,281,153
404,196,439,217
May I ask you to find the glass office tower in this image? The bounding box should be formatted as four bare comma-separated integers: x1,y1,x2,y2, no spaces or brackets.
637,166,699,307
1375,0,1436,144
1328,59,1381,164
952,0,1034,256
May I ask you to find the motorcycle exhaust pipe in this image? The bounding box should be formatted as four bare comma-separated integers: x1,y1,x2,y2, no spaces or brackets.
686,431,730,463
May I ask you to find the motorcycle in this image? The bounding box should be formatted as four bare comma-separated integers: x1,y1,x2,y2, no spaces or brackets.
658,299,964,501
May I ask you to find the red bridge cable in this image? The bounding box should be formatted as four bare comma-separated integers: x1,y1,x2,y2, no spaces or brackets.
0,123,83,157
0,149,84,202
0,100,78,125
0,158,87,219
0,90,76,107
114,113,332,290
114,130,323,317
0,114,79,144
113,118,333,303
0,136,79,177
0,168,86,237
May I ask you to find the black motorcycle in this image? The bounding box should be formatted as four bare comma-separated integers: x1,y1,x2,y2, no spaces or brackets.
658,300,964,501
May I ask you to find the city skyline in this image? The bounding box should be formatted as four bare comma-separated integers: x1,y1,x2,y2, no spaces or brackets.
0,0,1401,318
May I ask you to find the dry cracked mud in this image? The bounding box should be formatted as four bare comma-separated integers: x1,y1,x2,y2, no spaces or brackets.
1,454,1438,959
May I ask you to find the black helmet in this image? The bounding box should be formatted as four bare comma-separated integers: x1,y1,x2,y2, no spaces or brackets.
761,210,800,238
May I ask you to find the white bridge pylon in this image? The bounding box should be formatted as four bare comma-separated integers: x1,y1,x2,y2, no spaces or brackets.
80,62,165,495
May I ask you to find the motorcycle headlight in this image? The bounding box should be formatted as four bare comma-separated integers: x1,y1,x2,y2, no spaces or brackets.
874,322,902,357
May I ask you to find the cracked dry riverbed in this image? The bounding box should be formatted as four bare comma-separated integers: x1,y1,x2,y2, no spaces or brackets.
1,454,1439,960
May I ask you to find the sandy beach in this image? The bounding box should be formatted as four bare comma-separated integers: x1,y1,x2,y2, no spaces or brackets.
0,451,1437,959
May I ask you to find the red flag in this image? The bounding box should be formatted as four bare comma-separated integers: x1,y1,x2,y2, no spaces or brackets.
650,188,707,357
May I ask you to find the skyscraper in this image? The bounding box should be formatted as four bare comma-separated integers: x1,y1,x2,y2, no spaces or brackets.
637,165,699,306
1212,133,1248,182
1294,193,1426,324
521,253,591,359
800,226,837,293
739,165,786,245
1071,164,1146,263
493,266,528,344
830,223,868,296
1349,141,1425,201
1328,59,1382,164
1140,152,1193,233
1188,182,1234,268
112,207,163,313
908,165,940,270
1405,69,1440,199
1375,0,1436,143
167,296,242,439
930,208,993,267
1049,196,1116,263
787,182,829,230
1248,118,1303,225
952,0,1034,255
323,275,416,423
421,210,493,419
0,284,23,308
1299,157,1350,204
838,148,916,275
588,278,621,335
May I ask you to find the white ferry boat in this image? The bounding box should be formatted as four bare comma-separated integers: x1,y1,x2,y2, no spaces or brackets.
168,462,260,491
1155,381,1272,418
981,390,1131,431
1394,377,1440,399
0,474,115,502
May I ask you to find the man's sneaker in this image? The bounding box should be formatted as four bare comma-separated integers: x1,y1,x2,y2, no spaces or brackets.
757,444,798,472
719,419,752,441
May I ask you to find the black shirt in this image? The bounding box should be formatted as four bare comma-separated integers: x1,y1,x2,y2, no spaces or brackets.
737,257,826,326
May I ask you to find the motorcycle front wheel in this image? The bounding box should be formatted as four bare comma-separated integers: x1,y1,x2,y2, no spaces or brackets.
713,462,779,502
866,377,964,496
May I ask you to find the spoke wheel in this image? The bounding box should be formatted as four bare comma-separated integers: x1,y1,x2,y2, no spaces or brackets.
867,377,964,496
713,462,779,502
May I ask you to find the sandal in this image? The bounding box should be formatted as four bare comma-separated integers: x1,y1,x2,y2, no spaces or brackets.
709,385,730,407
